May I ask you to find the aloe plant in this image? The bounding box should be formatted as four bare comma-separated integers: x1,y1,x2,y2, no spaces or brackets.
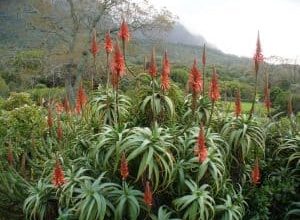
122,123,175,190
111,182,144,220
173,180,215,220
74,173,117,220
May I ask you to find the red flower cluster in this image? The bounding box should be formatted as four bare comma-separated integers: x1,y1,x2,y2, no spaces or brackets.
52,160,65,188
111,43,126,89
148,48,157,78
75,83,88,114
194,125,208,163
90,29,100,59
253,32,263,73
119,19,130,42
161,51,170,92
235,89,242,117
57,119,63,142
144,181,153,208
209,67,220,102
63,96,71,113
189,58,203,95
47,107,53,129
251,158,260,185
105,32,113,54
7,147,13,166
120,152,129,180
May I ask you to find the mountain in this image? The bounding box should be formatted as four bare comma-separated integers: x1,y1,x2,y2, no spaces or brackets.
165,23,215,48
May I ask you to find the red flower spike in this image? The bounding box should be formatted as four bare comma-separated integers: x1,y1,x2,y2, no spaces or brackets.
57,119,63,142
63,97,71,113
90,29,100,58
105,31,113,54
52,160,65,188
202,44,206,67
144,181,153,208
120,152,129,180
209,67,220,102
119,19,130,42
189,58,203,95
75,83,88,114
111,42,126,89
7,147,13,166
161,51,170,92
251,158,261,185
195,124,208,163
47,107,53,128
253,32,264,73
148,48,157,78
235,89,242,117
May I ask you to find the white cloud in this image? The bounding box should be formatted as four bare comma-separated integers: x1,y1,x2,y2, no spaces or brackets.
150,0,300,60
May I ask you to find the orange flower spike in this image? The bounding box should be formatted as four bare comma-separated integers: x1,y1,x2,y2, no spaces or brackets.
209,66,220,102
161,51,171,92
251,158,261,185
57,119,63,142
63,96,71,113
90,29,100,58
105,31,113,54
189,58,203,95
75,83,88,114
148,48,157,78
47,107,53,128
235,89,242,117
52,160,65,188
253,31,264,73
111,42,126,89
144,181,153,208
119,19,130,42
196,125,208,163
120,152,129,180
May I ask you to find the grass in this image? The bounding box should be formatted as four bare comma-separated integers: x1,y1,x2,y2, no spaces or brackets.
219,101,267,115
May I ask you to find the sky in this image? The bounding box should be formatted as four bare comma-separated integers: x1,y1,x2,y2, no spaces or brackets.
150,0,300,62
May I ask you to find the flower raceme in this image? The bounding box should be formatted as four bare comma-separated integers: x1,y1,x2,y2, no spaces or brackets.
209,66,220,102
288,95,293,117
75,83,88,114
189,58,203,95
47,107,53,129
235,89,242,117
194,124,208,163
148,48,157,78
111,42,126,89
120,152,129,180
90,29,100,59
264,87,271,114
144,181,153,208
105,31,113,54
251,158,261,185
253,32,263,73
119,19,130,43
161,51,170,92
52,160,65,188
63,96,71,113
